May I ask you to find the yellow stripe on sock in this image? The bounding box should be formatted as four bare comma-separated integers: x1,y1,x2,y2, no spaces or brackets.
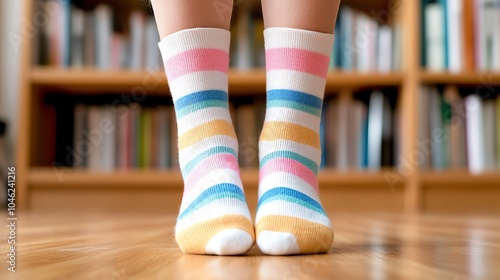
256,215,333,254
179,119,236,151
260,121,320,149
176,215,255,254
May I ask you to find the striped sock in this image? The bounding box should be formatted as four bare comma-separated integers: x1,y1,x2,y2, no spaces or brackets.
256,27,334,255
159,28,254,255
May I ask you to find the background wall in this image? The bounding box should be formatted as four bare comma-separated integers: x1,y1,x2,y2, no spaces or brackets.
0,0,22,164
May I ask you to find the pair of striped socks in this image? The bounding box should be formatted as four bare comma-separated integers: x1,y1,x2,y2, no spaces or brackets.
159,27,334,255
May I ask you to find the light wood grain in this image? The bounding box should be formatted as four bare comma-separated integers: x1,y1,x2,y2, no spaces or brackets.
1,210,499,280
29,186,406,213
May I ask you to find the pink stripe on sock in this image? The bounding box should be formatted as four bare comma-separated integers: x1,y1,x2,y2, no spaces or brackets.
260,158,319,192
184,154,240,193
165,49,229,81
266,48,330,78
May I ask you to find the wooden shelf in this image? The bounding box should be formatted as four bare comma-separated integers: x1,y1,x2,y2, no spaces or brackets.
30,68,404,94
28,168,402,189
421,170,500,187
325,71,404,90
30,68,267,94
29,168,184,189
420,71,500,85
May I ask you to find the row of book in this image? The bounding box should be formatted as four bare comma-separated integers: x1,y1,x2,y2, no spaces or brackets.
33,1,401,71
322,91,400,169
72,104,174,170
419,86,500,172
421,0,500,72
34,1,162,70
330,6,402,72
47,88,500,173
42,90,400,171
230,5,402,71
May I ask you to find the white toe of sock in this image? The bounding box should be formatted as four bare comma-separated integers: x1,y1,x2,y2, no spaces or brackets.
205,229,253,255
257,231,300,255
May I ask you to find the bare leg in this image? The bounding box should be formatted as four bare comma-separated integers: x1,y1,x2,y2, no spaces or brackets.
261,0,340,33
256,0,341,255
150,0,233,38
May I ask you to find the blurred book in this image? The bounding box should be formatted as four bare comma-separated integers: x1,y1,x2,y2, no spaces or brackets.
59,102,174,171
47,91,404,172
422,0,500,71
424,2,446,71
36,4,163,70
465,94,485,173
444,86,467,169
94,4,112,69
323,91,392,171
331,7,400,72
421,87,500,172
367,91,385,170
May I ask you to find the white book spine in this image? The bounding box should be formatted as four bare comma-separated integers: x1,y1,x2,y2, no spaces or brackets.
145,17,160,70
129,11,145,70
235,9,253,69
447,0,463,72
465,95,485,173
340,6,353,70
368,91,384,170
355,14,370,72
95,5,112,69
377,26,392,72
425,4,445,71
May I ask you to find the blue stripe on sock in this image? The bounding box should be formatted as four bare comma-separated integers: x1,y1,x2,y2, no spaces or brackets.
178,183,245,220
260,150,319,175
182,146,237,175
257,187,326,215
174,90,228,111
267,100,321,116
267,89,322,110
176,100,228,119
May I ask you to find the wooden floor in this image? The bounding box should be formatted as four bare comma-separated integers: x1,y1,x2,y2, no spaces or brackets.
2,209,500,280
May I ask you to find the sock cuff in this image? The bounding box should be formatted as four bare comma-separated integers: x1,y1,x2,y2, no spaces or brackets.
264,27,334,56
158,28,231,61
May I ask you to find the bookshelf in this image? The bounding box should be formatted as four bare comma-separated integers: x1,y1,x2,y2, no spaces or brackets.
17,0,500,213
